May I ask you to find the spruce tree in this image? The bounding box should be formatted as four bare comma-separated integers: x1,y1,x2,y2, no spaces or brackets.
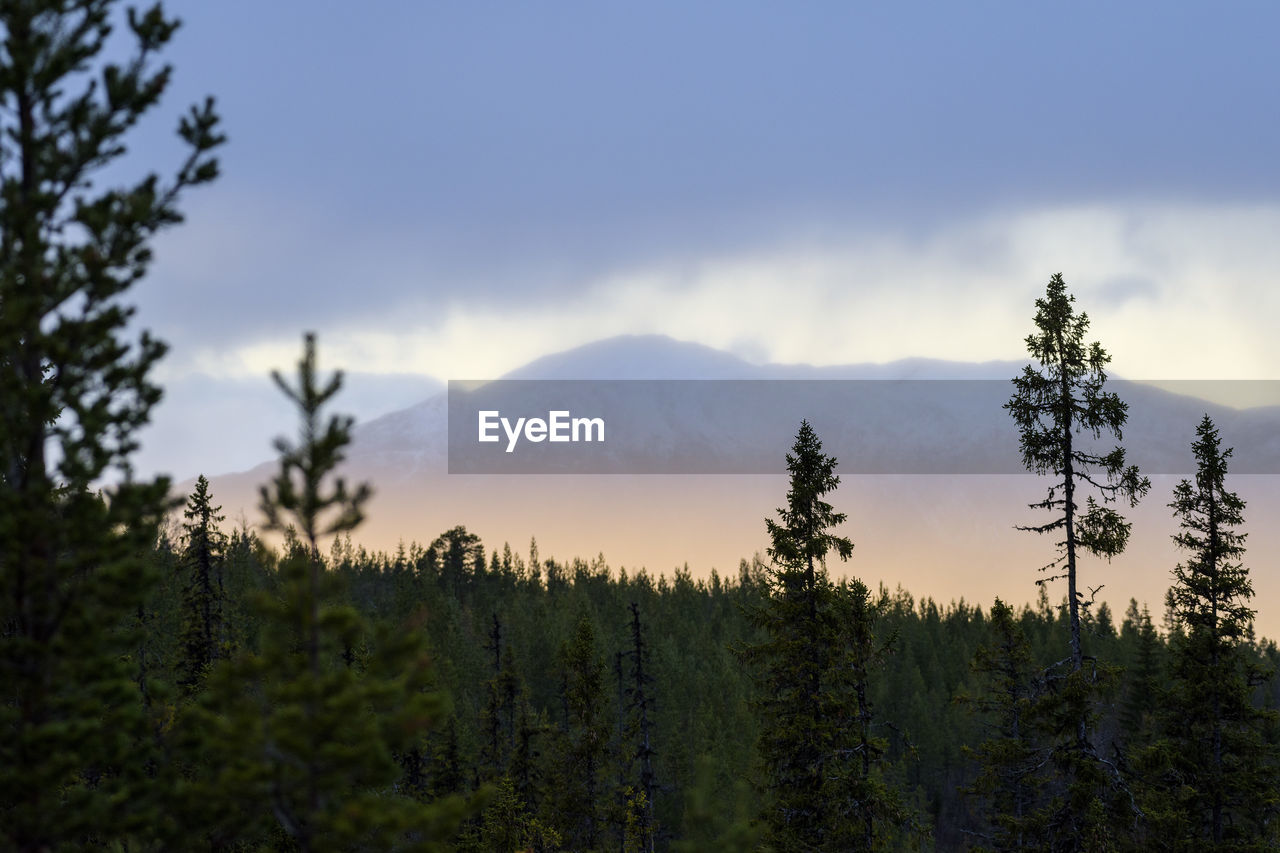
1004,273,1150,848
841,575,916,850
623,601,658,853
548,613,609,850
1117,599,1161,751
0,2,222,847
960,598,1049,850
177,334,471,851
743,420,910,850
1142,415,1278,850
178,473,225,692
479,614,509,777
431,524,483,598
510,690,549,815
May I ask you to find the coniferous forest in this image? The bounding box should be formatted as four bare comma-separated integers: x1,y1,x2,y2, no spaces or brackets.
3,3,1280,851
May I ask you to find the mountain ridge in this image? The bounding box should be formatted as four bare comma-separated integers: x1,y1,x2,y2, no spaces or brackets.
194,334,1280,641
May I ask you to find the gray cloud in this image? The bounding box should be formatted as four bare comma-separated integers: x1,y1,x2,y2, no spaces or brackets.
131,1,1280,354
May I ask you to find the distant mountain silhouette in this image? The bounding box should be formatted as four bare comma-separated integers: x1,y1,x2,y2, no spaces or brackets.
348,335,1280,477
197,334,1280,640
497,334,1025,380
501,335,762,379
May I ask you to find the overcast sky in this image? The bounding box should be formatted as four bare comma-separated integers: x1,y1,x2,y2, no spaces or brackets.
125,2,1280,479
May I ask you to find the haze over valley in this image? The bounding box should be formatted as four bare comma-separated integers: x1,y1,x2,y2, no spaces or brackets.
191,335,1280,639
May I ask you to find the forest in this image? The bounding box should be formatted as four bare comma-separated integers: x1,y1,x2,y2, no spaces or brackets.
3,2,1280,851
105,464,1280,852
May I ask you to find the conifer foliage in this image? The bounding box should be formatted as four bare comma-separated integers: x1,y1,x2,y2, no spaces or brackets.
550,614,610,850
4,14,1280,840
961,598,1049,850
178,335,471,851
1005,273,1150,848
1005,273,1150,669
623,601,658,853
1142,415,1278,849
0,2,222,847
178,473,225,691
743,420,912,850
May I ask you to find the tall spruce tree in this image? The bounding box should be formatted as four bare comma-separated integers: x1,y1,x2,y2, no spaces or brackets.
1142,415,1277,849
743,420,910,850
178,473,225,692
1004,273,1149,849
0,2,222,847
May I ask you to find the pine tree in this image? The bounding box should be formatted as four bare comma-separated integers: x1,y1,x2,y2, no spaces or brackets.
176,334,471,851
431,524,482,599
743,420,911,850
178,473,225,692
1142,415,1278,849
1004,273,1150,849
0,2,222,847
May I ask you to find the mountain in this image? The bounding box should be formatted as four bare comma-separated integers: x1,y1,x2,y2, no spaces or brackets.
200,335,1280,638
499,335,1025,380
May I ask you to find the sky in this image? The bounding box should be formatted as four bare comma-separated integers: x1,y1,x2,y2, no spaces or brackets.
121,1,1280,479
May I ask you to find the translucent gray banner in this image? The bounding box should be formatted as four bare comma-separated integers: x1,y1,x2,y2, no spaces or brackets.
446,380,1280,475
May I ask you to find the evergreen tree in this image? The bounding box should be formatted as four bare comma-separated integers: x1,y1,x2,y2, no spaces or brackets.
743,420,910,850
472,775,561,853
841,575,917,850
0,2,222,847
623,601,658,852
510,690,549,814
479,616,521,780
432,715,467,801
178,473,225,692
672,755,761,853
177,335,470,851
548,613,609,850
960,598,1049,850
1142,415,1277,849
1004,273,1150,849
431,524,483,598
1117,599,1161,750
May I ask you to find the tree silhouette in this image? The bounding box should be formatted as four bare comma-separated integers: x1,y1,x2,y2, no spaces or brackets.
1004,273,1150,848
744,420,912,850
178,334,471,851
1142,415,1278,850
178,474,225,692
0,2,221,846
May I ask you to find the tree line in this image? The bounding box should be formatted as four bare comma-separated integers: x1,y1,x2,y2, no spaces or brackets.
2,2,1279,850
3,285,1278,849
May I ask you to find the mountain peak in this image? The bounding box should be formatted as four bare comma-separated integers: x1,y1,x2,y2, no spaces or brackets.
501,334,760,380
498,334,1025,381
